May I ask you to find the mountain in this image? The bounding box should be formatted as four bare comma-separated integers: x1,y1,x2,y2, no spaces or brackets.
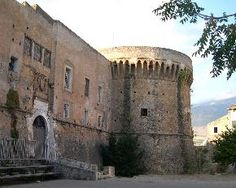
191,96,236,127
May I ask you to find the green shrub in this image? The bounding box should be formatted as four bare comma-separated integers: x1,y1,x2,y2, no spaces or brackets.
101,133,145,177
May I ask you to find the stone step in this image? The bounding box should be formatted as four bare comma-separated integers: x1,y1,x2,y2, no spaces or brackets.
0,159,61,185
0,165,54,174
0,172,61,184
0,159,48,167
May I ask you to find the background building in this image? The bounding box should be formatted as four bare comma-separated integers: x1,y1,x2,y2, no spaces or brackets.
207,104,236,141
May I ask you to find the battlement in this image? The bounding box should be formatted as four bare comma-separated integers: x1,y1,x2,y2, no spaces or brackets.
99,46,193,82
110,59,192,82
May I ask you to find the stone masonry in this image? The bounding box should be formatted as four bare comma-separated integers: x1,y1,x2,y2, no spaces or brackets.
99,47,194,173
0,0,194,174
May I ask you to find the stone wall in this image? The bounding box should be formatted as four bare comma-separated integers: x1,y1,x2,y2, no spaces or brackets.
0,107,28,139
0,0,112,165
52,21,112,131
53,158,98,180
100,46,194,174
52,20,112,164
54,120,109,167
0,0,54,142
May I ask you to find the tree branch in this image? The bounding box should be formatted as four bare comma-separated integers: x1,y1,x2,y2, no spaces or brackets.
198,12,236,20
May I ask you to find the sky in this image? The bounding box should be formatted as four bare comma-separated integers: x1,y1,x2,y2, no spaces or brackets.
17,0,236,104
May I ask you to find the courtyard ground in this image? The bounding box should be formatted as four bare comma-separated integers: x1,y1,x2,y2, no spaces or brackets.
2,174,236,188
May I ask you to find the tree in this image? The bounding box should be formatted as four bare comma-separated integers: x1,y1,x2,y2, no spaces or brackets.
100,133,145,177
100,133,117,166
153,0,236,79
213,128,236,168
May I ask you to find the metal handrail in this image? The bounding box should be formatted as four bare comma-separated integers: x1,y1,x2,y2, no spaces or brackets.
0,138,36,160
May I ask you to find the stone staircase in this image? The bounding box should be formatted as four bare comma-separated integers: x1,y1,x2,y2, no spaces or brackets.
0,159,61,184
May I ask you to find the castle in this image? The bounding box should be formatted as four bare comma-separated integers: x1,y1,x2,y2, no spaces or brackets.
0,0,194,174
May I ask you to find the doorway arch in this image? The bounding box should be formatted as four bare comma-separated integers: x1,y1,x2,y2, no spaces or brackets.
33,115,47,159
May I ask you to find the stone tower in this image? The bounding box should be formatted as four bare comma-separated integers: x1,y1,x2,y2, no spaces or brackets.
99,46,194,174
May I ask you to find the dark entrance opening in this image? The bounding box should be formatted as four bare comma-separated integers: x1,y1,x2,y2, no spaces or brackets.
33,116,46,159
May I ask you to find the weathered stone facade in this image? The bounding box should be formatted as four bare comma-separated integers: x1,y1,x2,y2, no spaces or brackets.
0,0,194,174
0,0,111,167
99,47,194,173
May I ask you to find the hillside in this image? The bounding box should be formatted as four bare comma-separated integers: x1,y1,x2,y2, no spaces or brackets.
191,96,236,127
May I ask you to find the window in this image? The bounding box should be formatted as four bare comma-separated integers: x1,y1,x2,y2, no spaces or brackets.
43,49,51,68
63,103,70,118
24,36,32,56
98,116,102,128
98,86,102,103
84,110,88,125
141,108,148,116
85,78,90,97
64,66,72,91
214,127,218,133
33,42,42,62
233,121,236,129
9,56,18,72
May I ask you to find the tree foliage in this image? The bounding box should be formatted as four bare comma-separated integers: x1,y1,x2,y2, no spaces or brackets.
101,133,145,177
100,134,117,167
153,0,236,79
213,128,236,166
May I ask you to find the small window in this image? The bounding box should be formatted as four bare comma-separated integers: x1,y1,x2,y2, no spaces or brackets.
98,115,102,127
24,36,32,56
141,108,148,116
85,78,90,97
63,103,70,118
43,49,51,68
9,56,18,72
214,127,218,133
232,121,236,129
84,110,88,125
33,42,42,62
64,66,72,91
98,86,102,103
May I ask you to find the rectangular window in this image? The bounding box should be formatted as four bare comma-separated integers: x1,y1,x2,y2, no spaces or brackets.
84,110,88,125
214,127,218,133
98,86,102,103
9,56,18,72
98,115,102,127
43,49,51,68
33,42,42,62
85,78,90,97
141,108,148,116
64,103,70,119
233,121,236,129
24,36,32,56
64,66,72,91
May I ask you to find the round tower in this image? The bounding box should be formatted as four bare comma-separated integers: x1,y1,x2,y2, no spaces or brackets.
99,46,194,174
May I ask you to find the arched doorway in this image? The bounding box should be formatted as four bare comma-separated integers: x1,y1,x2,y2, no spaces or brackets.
33,116,46,159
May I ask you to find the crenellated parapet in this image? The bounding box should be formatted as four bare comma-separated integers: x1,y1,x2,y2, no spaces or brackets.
99,46,194,173
99,46,193,84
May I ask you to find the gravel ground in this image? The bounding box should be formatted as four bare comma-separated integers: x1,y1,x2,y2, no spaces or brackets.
2,174,236,188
